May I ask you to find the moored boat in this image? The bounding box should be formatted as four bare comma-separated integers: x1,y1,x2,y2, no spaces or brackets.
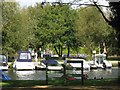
0,54,8,70
39,60,63,71
13,51,35,70
89,54,112,69
67,59,90,70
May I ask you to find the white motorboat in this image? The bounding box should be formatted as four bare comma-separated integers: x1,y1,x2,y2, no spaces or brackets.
13,51,35,70
0,54,8,70
89,54,112,69
68,59,90,70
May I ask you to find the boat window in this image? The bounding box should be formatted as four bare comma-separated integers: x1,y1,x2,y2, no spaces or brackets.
19,53,31,59
96,56,104,64
0,55,7,62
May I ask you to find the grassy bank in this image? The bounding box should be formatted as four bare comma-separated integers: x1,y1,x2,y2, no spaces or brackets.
1,78,119,87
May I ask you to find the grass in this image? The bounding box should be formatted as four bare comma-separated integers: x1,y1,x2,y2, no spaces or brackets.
1,78,119,87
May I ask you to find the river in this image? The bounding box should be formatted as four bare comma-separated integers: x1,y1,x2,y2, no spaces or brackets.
4,67,119,80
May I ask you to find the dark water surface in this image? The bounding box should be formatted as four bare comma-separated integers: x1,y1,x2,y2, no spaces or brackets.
4,67,119,80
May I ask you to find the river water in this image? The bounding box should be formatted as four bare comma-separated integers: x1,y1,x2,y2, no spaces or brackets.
4,67,119,80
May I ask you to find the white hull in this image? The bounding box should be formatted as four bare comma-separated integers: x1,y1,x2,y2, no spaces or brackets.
89,60,112,69
40,63,63,71
0,66,8,70
69,59,90,70
70,63,90,70
13,62,35,70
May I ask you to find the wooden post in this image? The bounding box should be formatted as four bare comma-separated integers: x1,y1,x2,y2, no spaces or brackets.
81,61,84,85
63,58,66,76
46,59,48,85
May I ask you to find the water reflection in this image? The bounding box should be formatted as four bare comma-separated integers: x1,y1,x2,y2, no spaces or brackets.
88,67,118,79
5,67,118,80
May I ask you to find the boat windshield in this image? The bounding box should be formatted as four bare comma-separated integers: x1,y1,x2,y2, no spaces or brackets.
0,55,7,66
19,53,31,60
0,55,7,62
96,56,106,64
17,51,32,62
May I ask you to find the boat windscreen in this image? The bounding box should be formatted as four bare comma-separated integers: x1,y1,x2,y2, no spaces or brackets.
0,55,7,63
96,56,105,64
17,53,32,62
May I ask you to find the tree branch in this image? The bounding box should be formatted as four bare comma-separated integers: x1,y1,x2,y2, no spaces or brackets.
93,2,111,25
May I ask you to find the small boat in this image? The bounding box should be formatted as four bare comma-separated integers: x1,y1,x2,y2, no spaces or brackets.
89,54,112,69
0,70,11,80
13,51,35,70
0,54,8,70
40,60,63,71
67,59,90,70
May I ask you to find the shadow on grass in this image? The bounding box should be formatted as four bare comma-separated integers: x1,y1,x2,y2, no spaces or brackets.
1,78,119,87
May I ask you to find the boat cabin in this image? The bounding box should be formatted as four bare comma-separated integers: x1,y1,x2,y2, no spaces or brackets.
17,51,32,62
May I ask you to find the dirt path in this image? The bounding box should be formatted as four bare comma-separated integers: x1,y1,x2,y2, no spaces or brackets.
2,86,120,90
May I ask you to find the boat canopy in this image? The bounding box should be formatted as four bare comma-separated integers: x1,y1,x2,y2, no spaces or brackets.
17,51,32,62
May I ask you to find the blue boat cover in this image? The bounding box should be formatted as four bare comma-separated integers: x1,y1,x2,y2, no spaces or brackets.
41,60,58,65
17,51,32,62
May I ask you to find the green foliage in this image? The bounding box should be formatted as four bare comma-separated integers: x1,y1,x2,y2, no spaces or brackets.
1,2,116,57
28,4,77,57
2,2,35,56
75,7,114,54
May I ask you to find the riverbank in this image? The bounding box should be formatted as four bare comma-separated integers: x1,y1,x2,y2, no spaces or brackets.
109,61,118,67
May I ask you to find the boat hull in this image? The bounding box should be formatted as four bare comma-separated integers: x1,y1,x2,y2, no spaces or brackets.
13,62,35,70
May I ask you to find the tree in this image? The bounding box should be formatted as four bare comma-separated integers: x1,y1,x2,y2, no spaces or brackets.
2,2,35,57
28,3,77,57
109,2,120,55
75,6,114,54
92,1,120,55
2,2,20,56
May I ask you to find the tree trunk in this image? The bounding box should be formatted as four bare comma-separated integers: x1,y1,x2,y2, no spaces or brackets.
60,45,63,57
54,46,60,57
67,45,70,57
54,45,63,57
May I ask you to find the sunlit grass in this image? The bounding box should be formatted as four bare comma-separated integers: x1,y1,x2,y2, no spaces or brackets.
0,81,10,87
